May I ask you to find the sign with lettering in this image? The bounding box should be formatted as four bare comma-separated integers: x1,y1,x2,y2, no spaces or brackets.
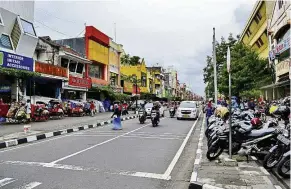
276,59,290,77
69,75,92,88
0,50,34,71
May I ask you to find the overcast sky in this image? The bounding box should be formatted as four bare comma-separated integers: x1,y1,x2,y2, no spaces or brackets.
34,0,256,96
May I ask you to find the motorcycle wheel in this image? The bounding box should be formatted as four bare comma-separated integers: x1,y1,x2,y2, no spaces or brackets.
206,144,224,161
276,155,290,178
263,147,284,169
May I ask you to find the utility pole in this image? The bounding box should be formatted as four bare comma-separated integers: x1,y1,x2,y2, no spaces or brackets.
114,23,117,42
213,27,218,104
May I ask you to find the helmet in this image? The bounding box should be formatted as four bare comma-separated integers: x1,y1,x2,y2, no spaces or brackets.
251,118,262,128
153,101,160,107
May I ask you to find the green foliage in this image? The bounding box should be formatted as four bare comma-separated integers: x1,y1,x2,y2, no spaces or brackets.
203,33,272,99
240,89,261,99
0,67,41,78
121,74,141,84
98,85,130,101
121,54,141,66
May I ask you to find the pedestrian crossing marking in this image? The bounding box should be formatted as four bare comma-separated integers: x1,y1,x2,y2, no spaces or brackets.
17,181,41,189
0,178,16,187
0,177,41,188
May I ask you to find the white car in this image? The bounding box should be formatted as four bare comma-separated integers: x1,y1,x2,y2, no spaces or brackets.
144,103,165,118
177,101,198,120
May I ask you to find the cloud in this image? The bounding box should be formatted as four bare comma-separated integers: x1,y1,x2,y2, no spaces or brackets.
34,0,255,96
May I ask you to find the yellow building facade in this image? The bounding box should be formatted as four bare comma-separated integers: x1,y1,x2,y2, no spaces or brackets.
120,60,148,94
240,1,275,59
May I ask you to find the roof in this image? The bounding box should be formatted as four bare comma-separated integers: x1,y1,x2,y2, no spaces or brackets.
39,36,60,48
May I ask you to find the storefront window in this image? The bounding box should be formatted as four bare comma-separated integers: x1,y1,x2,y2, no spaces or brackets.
76,63,84,74
110,72,118,86
69,60,77,72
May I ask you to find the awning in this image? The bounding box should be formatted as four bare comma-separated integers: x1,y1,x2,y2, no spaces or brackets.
260,80,290,89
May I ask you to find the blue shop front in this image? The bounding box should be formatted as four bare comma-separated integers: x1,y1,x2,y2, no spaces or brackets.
0,50,34,103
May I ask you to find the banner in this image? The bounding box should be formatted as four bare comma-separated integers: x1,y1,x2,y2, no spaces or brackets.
0,50,34,71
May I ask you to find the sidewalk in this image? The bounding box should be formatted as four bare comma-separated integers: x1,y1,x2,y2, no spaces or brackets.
0,111,135,143
189,117,283,189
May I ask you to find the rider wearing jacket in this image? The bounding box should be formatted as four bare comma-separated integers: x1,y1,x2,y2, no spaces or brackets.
151,101,160,121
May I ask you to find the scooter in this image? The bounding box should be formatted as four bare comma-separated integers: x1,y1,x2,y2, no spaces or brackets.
151,110,159,127
169,107,175,118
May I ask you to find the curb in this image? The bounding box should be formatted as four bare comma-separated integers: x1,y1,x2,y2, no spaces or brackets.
0,115,137,149
189,182,224,189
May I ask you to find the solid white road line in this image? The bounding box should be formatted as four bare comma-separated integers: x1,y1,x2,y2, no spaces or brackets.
19,182,42,189
260,167,270,175
274,185,283,189
163,112,201,179
0,178,16,187
50,119,164,164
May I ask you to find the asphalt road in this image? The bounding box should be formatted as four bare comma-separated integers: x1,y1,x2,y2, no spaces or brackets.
0,112,134,139
0,112,203,189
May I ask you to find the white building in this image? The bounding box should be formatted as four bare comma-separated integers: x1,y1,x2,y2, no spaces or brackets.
0,1,38,102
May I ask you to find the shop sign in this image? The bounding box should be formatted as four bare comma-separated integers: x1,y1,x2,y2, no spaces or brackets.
35,61,68,78
109,65,119,74
0,50,33,71
0,85,11,92
276,59,290,77
69,75,91,88
275,36,290,54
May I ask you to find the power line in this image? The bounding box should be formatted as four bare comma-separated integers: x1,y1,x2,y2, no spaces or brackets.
35,8,84,25
35,20,72,37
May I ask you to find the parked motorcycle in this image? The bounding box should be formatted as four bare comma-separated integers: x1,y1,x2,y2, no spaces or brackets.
276,150,290,178
151,110,159,127
169,107,175,118
263,127,290,169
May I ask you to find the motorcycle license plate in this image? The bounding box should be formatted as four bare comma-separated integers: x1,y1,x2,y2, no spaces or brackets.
277,134,290,145
183,115,189,118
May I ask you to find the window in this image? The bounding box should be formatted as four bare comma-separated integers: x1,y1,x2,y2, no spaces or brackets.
0,34,13,50
254,12,262,24
20,19,36,36
61,58,69,68
278,0,284,9
110,72,117,86
89,64,103,79
69,60,77,72
246,29,252,37
76,63,84,74
256,37,264,48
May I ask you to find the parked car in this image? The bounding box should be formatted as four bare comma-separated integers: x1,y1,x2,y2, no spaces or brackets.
145,102,165,118
177,101,198,120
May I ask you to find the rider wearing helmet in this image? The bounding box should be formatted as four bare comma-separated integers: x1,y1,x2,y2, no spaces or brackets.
152,101,160,121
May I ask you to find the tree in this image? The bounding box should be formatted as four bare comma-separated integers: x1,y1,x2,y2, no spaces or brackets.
129,56,141,65
203,33,272,98
121,54,130,65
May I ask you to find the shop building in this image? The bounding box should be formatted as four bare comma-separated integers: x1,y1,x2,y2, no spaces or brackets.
55,26,110,100
120,60,147,96
109,39,123,93
261,0,290,100
34,36,91,101
0,4,38,102
147,66,165,98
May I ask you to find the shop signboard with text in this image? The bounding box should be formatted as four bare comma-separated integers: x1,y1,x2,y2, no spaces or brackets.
69,75,92,88
0,50,34,71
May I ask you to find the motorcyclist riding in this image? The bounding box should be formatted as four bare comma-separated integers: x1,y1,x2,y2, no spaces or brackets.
151,101,160,121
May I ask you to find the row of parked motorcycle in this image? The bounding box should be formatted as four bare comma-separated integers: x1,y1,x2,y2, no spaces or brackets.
205,100,290,179
1,100,99,124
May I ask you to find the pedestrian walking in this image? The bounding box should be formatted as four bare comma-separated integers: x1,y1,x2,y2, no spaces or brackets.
112,104,122,130
90,101,95,116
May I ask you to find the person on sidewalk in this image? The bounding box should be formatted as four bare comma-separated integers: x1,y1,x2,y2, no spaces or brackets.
112,104,122,130
206,100,214,126
90,101,95,116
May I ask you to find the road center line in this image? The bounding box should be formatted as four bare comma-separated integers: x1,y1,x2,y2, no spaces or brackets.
50,119,164,164
162,111,201,179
